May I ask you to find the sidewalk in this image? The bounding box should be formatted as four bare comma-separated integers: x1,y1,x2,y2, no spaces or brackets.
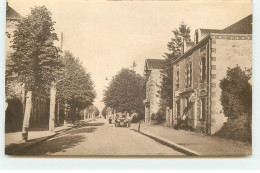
131,123,252,156
5,119,92,155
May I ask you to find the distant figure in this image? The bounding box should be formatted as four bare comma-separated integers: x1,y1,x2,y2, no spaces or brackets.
108,114,112,124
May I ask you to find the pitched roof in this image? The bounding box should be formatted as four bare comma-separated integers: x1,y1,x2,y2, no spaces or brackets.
145,59,165,70
6,3,22,20
200,29,221,35
219,14,252,34
174,14,253,65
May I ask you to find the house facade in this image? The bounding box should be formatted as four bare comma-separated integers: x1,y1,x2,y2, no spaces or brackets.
172,15,252,134
143,59,164,124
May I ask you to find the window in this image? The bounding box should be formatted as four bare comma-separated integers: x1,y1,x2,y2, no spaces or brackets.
185,62,192,87
200,98,206,120
176,69,180,90
200,57,206,81
185,64,188,87
189,62,192,87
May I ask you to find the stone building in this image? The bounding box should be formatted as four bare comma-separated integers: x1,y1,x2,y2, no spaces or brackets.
5,3,50,131
143,59,165,124
172,14,252,134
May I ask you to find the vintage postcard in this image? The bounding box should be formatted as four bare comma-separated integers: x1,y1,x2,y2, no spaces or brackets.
5,0,252,156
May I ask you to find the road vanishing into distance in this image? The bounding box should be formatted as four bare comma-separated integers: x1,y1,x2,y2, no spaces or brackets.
20,118,185,156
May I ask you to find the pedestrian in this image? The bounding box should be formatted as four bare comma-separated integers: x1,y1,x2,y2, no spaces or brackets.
182,113,189,129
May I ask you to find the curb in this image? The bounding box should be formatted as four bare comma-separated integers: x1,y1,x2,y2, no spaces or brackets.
132,128,200,156
6,119,93,155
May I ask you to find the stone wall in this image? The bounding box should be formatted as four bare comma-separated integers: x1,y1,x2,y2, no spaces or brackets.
210,34,252,134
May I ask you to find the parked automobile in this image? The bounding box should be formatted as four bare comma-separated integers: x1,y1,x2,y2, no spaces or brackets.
115,113,130,127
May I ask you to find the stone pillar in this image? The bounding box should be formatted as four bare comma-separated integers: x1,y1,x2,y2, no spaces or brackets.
169,109,173,127
166,107,170,127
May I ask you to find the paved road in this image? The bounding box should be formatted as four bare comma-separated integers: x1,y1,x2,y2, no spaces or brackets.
21,118,184,156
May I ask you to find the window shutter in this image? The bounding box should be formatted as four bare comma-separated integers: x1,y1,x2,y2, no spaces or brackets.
200,60,202,81
187,64,190,87
190,62,192,87
184,66,187,86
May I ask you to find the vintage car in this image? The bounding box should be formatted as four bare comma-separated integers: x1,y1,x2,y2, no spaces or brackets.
115,113,130,127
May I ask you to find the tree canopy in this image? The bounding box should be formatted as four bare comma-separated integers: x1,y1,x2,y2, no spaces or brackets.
103,68,145,115
7,6,62,91
56,51,96,109
215,65,252,142
160,22,191,111
102,106,111,116
220,65,252,120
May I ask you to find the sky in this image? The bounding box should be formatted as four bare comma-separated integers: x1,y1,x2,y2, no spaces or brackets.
7,0,252,111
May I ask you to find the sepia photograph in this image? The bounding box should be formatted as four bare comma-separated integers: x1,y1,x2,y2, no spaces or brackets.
4,0,252,157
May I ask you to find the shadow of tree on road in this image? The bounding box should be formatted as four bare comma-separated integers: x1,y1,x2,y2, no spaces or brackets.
6,121,102,156
82,122,105,127
66,127,96,135
18,126,99,155
20,134,86,155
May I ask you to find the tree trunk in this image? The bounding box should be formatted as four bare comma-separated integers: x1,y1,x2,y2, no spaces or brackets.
64,102,68,127
77,108,80,122
5,101,8,111
83,108,87,120
21,84,26,114
72,107,75,124
49,82,56,133
56,102,60,126
21,91,32,142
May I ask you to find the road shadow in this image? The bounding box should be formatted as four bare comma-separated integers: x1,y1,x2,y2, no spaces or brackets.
5,135,51,155
66,127,96,135
18,134,86,155
84,122,105,127
6,121,102,156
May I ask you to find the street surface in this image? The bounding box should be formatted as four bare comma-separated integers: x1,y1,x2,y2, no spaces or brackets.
20,118,184,156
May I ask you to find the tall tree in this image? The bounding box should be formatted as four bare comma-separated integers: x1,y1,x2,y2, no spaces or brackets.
102,106,111,118
56,51,96,124
159,22,191,112
215,66,252,142
94,107,100,117
220,66,252,120
6,6,62,141
103,68,145,116
7,6,62,91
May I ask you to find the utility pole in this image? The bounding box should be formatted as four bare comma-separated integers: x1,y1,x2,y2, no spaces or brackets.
60,32,64,50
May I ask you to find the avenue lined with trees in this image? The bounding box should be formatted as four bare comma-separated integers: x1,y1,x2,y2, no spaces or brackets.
5,6,96,141
4,2,252,157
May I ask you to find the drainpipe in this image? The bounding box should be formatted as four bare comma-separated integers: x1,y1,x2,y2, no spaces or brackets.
207,36,212,135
